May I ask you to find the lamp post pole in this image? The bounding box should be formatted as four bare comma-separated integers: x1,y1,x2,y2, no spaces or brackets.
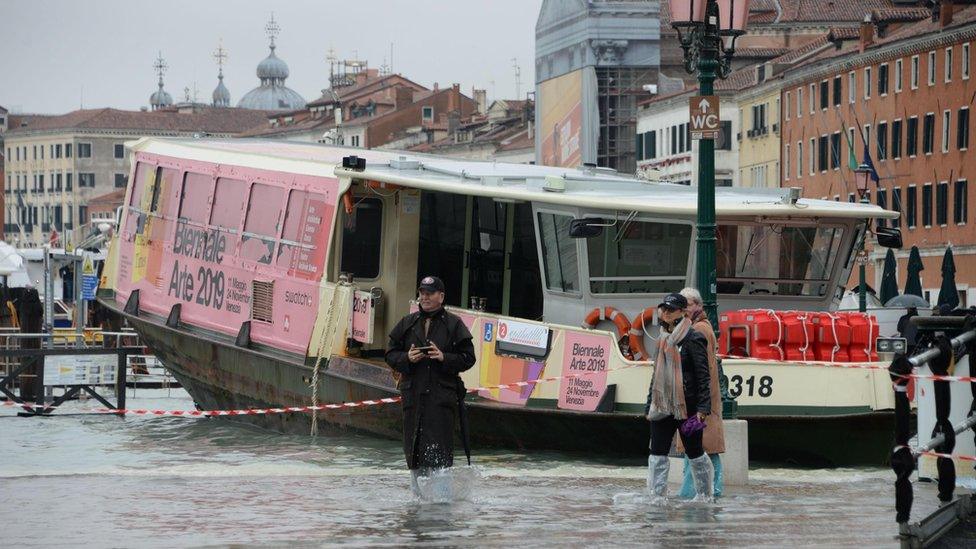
854,162,872,313
695,10,720,330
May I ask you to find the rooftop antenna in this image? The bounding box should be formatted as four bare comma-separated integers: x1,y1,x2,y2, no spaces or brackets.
153,51,169,87
265,12,280,50
326,45,338,85
489,79,496,103
390,42,394,74
512,57,521,100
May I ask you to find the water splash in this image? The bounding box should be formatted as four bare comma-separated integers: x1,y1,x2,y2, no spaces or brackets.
411,466,482,503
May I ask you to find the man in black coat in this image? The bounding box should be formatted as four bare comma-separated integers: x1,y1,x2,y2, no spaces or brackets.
385,276,476,495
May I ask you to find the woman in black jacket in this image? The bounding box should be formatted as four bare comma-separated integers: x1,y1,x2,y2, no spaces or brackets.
645,293,713,502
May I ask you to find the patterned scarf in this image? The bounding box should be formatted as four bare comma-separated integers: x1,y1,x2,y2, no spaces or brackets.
648,316,691,421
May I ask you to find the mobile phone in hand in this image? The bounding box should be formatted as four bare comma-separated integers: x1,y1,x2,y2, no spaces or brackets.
416,346,434,354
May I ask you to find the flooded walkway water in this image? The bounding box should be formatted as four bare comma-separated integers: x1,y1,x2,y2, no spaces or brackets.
0,390,944,547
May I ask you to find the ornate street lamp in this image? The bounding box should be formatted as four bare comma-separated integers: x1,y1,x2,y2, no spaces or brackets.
854,162,872,312
669,0,751,329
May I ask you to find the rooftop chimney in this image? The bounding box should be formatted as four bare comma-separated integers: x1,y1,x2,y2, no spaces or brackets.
859,15,874,53
473,88,487,115
940,0,954,28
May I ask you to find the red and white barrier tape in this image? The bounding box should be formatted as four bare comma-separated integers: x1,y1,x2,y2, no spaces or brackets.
896,445,976,463
1,362,647,417
720,353,976,383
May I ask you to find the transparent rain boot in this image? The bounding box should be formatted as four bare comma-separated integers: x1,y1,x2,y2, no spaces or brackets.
647,454,671,498
689,454,715,503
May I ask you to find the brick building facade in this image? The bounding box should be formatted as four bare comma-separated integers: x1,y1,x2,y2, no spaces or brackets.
780,5,976,306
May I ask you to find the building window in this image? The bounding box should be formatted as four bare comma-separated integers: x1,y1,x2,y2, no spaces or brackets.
955,180,969,224
864,123,871,155
55,144,62,158
78,143,92,158
797,87,803,118
942,110,951,153
820,80,829,110
864,67,872,99
895,59,904,92
928,51,936,86
878,122,888,160
422,106,434,122
833,76,841,106
892,187,902,229
964,43,971,80
797,141,803,179
936,182,948,225
923,113,935,154
809,83,816,114
114,144,125,159
878,63,889,95
647,130,656,159
114,173,127,188
818,135,829,172
892,119,903,159
751,103,767,132
958,107,970,150
785,143,791,180
351,135,360,147
809,137,816,175
65,143,72,158
907,116,919,156
907,185,917,228
830,132,841,170
66,173,72,191
945,47,953,83
79,173,95,188
785,91,791,120
877,188,888,228
922,183,933,227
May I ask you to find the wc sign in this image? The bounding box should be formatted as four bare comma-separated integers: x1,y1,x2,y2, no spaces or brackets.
689,95,720,140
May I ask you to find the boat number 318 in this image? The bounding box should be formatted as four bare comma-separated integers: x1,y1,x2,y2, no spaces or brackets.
723,375,773,398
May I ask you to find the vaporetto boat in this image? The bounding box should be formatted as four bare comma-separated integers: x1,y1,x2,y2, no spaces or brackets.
98,138,899,465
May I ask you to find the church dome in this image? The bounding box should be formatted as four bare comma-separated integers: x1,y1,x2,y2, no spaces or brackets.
212,74,231,107
238,86,306,111
150,86,173,109
257,48,289,81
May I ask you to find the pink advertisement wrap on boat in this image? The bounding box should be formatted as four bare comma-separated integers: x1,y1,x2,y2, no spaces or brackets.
557,331,610,411
115,152,339,355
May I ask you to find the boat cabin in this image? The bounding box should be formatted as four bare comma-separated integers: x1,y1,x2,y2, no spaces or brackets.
109,138,897,359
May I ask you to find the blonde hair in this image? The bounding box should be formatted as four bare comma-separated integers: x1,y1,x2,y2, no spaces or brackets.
680,287,703,305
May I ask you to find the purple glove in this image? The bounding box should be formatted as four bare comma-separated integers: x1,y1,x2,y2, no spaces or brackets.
679,415,706,437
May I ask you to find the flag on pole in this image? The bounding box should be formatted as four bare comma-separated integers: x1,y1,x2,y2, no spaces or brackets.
862,144,880,186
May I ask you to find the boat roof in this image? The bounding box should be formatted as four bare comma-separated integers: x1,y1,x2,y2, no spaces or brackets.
128,137,898,220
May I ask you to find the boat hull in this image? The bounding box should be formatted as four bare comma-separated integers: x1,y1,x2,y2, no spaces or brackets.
113,301,895,466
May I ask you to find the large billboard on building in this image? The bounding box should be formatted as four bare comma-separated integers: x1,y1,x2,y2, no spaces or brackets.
537,68,598,168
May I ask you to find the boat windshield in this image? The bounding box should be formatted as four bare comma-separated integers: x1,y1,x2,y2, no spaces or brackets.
716,223,846,297
586,218,692,294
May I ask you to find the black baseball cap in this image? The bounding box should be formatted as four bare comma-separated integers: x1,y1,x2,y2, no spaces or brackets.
658,292,688,311
418,276,445,293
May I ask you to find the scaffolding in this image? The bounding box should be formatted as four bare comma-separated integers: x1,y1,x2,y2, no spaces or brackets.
596,66,657,174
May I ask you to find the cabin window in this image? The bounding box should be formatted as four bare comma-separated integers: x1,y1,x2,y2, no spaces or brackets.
586,219,691,294
242,183,285,265
340,197,383,279
716,223,846,297
210,178,247,230
128,162,153,208
277,190,328,274
179,172,212,224
537,212,580,294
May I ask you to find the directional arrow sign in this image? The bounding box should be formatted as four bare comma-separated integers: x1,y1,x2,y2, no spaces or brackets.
689,95,720,140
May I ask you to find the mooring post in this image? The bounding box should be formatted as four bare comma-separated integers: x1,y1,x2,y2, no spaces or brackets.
33,355,45,415
116,349,127,415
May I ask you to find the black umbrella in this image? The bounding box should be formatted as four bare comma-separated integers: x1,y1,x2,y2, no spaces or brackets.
937,246,959,309
880,249,899,304
904,245,924,298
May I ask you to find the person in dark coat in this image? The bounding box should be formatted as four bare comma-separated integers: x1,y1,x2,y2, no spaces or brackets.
385,276,476,496
644,292,713,502
14,282,44,401
896,307,919,354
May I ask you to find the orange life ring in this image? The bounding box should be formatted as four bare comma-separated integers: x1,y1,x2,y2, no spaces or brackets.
628,306,657,361
582,306,634,359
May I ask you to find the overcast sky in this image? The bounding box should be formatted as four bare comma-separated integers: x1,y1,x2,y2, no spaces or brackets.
0,0,543,114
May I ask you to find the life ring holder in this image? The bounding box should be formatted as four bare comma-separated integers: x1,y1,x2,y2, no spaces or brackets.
582,306,635,360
